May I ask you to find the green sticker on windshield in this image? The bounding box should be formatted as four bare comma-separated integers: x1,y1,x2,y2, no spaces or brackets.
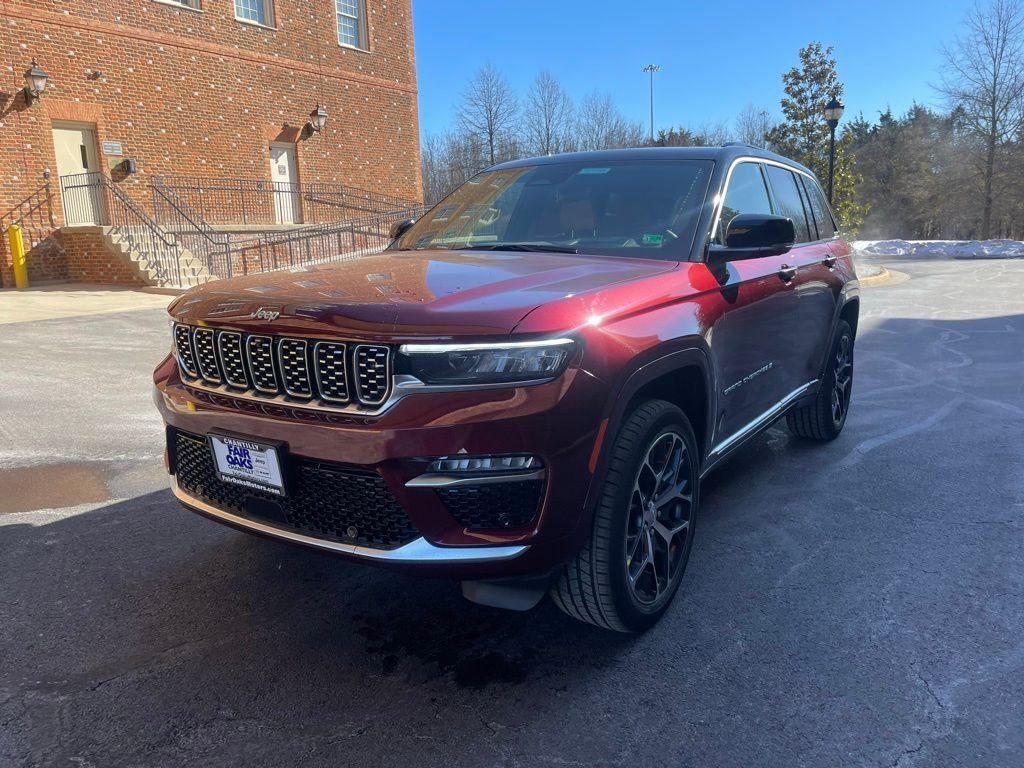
642,233,664,246
578,167,611,175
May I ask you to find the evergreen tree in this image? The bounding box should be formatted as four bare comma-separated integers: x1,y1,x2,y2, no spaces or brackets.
767,43,868,233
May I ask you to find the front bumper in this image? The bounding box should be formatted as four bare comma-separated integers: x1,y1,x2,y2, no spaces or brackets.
154,355,609,578
172,478,529,564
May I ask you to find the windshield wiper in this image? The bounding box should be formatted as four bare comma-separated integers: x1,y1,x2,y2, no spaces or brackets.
462,242,580,254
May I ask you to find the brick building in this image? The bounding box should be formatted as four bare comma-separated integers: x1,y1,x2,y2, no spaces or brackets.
0,0,422,287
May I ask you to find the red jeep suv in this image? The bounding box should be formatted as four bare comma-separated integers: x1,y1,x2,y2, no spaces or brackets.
154,146,858,632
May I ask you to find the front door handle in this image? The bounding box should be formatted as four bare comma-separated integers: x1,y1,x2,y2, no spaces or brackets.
822,255,837,269
778,265,797,282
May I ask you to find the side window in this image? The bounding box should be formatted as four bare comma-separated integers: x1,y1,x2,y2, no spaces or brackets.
764,165,812,244
715,162,773,244
801,176,837,239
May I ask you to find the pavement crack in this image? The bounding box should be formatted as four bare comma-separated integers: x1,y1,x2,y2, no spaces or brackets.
889,740,926,768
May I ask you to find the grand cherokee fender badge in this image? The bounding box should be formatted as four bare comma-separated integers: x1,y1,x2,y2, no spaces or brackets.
723,362,775,395
251,308,281,322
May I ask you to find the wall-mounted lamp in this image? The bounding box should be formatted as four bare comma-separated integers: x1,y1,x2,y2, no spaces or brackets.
308,104,328,134
23,59,49,104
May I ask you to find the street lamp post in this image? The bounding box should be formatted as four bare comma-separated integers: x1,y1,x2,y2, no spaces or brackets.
823,97,845,204
642,64,660,145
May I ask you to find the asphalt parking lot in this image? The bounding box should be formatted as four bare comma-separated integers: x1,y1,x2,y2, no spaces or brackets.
2,257,1022,768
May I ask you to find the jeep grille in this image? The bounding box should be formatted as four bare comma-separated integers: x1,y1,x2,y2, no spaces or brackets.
173,323,392,410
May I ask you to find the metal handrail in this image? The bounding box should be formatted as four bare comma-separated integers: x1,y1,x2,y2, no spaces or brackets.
229,207,426,276
59,172,185,286
151,181,238,279
151,174,419,225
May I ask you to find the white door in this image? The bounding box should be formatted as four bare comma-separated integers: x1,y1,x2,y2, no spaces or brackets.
53,123,103,225
269,144,301,224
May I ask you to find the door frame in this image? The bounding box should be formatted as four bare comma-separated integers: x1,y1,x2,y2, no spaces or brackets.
52,120,105,226
269,142,302,225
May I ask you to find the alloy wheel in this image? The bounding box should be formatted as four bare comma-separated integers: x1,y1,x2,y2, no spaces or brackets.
624,431,694,606
831,334,853,425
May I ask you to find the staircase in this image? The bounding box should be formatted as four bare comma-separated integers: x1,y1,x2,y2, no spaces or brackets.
100,226,214,288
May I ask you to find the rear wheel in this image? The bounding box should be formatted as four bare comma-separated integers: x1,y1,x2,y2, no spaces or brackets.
786,319,854,441
551,400,699,633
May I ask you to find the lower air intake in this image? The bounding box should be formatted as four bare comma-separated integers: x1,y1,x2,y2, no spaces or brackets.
173,430,420,550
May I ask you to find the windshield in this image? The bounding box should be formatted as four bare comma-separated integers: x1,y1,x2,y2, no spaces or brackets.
395,159,714,261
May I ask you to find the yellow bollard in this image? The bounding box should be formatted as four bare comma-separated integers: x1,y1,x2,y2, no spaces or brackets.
7,224,29,289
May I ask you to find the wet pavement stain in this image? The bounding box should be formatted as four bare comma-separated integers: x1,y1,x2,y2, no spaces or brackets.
355,613,535,689
0,463,110,513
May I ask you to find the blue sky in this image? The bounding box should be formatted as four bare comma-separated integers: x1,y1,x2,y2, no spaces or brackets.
412,0,975,138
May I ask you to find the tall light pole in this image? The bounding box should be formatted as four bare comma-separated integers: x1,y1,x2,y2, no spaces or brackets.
823,97,845,204
642,64,661,144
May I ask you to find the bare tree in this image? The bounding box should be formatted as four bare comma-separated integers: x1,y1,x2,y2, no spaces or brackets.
938,0,1024,238
458,63,519,167
523,71,574,156
735,105,777,147
574,92,646,151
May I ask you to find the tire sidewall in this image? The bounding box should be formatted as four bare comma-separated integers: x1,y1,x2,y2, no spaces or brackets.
603,404,700,631
829,320,854,432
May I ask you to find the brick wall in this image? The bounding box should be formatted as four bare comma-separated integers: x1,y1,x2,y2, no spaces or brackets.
0,0,421,286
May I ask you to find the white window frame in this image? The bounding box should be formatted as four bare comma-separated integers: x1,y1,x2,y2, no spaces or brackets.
336,0,369,51
234,0,275,29
153,0,202,11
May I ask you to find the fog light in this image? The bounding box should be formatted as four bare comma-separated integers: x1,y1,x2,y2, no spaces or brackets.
428,455,541,473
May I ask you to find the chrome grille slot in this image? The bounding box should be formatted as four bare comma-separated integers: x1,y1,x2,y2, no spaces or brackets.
354,345,391,405
171,324,395,412
173,323,198,378
246,335,277,393
278,338,313,398
314,342,350,403
193,328,221,383
217,332,248,389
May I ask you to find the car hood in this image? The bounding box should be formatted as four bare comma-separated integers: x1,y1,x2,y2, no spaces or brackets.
169,249,678,340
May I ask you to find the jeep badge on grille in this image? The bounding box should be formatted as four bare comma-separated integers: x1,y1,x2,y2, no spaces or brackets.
251,308,281,321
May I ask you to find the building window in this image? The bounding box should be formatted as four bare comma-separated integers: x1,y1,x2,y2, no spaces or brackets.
156,0,202,9
336,0,367,49
235,0,273,26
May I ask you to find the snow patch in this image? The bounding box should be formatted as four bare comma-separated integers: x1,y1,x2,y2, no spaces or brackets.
852,240,1024,259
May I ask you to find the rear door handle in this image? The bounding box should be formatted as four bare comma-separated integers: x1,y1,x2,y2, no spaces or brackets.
778,265,797,282
822,255,837,269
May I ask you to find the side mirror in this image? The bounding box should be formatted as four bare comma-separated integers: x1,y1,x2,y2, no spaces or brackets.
709,214,795,261
389,218,416,241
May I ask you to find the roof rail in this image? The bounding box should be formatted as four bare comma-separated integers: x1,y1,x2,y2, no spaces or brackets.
723,141,764,149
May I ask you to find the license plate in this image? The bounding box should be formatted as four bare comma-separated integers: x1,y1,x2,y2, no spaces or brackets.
208,434,285,496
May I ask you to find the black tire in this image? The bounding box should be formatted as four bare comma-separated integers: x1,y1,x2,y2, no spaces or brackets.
786,319,854,441
551,400,700,633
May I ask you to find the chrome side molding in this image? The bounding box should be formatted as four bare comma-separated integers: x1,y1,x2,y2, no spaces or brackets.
702,380,818,476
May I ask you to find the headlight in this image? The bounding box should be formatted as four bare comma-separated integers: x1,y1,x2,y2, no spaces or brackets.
399,338,576,385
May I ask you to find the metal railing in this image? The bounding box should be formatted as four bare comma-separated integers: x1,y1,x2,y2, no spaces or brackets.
2,181,61,286
3,181,57,241
60,172,186,286
55,172,424,285
151,175,420,226
151,182,237,279
228,207,426,277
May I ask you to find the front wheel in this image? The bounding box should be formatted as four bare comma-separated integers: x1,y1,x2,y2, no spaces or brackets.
551,400,699,633
786,319,854,441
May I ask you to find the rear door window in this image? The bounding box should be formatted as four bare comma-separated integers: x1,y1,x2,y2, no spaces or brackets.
800,176,837,239
764,165,812,244
714,162,774,244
